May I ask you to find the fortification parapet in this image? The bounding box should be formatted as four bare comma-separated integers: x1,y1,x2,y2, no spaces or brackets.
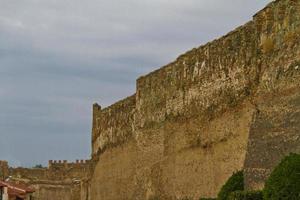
92,103,101,142
92,95,136,157
48,159,91,170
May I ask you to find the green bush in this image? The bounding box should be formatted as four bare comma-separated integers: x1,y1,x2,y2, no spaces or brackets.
199,198,217,200
227,191,263,200
263,153,300,200
217,170,244,200
33,164,43,168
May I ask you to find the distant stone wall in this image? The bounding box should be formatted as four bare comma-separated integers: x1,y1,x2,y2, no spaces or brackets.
48,159,91,171
10,160,91,181
6,160,92,200
90,0,300,199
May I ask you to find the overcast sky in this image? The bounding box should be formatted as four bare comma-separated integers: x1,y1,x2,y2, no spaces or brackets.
0,0,272,167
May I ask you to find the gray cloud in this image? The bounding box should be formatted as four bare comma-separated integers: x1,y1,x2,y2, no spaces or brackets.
0,0,272,167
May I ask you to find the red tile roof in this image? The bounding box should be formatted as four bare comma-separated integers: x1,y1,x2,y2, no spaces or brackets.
0,180,35,198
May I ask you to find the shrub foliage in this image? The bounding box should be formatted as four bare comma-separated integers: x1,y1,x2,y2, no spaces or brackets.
263,153,300,200
227,191,263,200
217,170,244,200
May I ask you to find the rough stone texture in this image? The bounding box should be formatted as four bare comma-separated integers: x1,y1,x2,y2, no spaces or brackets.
244,88,300,190
31,183,78,200
90,0,300,199
91,140,137,200
90,95,137,200
91,95,136,158
243,0,300,190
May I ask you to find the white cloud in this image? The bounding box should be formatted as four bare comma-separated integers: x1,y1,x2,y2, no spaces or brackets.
0,16,25,29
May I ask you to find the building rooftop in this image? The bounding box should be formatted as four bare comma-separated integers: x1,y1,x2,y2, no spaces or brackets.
0,180,35,199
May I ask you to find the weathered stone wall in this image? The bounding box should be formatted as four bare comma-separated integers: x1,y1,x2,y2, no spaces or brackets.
6,160,92,200
132,104,255,199
132,10,259,200
29,182,80,200
244,0,300,190
90,95,137,200
92,95,136,158
90,0,300,199
91,140,137,200
244,88,300,190
10,160,91,180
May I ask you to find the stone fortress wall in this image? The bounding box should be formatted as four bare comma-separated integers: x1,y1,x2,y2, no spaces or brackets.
90,0,300,199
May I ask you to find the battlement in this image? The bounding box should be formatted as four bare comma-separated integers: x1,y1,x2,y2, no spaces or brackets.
48,159,91,169
8,159,92,183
